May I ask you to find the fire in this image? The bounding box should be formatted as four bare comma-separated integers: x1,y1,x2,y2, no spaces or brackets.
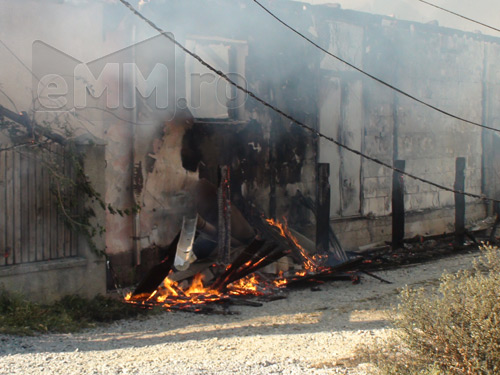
273,271,288,288
127,270,275,310
228,274,261,295
265,217,321,272
146,290,158,301
273,278,288,287
159,277,180,297
186,273,208,295
266,218,287,237
127,272,227,310
125,216,333,311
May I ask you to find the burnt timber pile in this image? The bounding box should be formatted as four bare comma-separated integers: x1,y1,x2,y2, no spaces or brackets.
124,176,490,314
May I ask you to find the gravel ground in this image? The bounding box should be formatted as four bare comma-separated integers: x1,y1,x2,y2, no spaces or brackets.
0,250,479,375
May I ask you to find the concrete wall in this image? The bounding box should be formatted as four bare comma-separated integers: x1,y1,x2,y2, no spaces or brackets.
481,42,500,206
312,7,500,248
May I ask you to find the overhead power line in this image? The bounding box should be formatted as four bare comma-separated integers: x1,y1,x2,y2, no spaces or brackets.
118,0,497,203
414,0,500,33
0,139,52,153
251,0,500,135
0,40,38,82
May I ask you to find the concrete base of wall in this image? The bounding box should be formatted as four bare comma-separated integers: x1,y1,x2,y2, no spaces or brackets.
0,257,106,303
331,202,487,251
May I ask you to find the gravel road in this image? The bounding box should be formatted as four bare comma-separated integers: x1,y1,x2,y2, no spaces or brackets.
0,250,479,375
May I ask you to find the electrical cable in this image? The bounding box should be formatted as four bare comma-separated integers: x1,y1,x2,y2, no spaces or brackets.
118,0,499,204
251,0,500,135
0,140,46,153
414,0,500,33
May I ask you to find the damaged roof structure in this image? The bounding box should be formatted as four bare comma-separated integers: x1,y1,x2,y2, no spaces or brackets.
0,0,500,301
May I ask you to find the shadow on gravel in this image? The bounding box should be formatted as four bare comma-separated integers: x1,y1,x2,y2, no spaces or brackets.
0,276,393,355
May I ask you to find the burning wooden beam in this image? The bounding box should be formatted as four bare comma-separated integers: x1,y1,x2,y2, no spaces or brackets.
210,238,266,290
126,194,382,313
224,244,281,286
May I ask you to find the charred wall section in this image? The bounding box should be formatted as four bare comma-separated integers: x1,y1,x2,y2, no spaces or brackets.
111,0,500,280
311,6,500,249
10,1,498,285
111,1,322,285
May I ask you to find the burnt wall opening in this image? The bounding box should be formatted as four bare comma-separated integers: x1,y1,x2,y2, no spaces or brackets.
180,118,313,224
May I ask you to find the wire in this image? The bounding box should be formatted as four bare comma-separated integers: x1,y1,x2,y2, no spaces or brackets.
414,0,500,33
251,0,500,135
0,140,48,153
118,0,498,203
0,87,19,113
0,40,39,82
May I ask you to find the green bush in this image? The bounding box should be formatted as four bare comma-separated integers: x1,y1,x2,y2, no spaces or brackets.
377,245,500,375
0,291,153,335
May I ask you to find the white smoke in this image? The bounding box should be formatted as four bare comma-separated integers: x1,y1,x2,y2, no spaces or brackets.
300,0,500,36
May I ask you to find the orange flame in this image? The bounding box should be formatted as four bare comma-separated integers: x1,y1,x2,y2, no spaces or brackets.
229,274,261,295
273,271,288,287
125,216,329,310
265,217,319,272
186,273,207,295
161,277,180,297
273,278,288,287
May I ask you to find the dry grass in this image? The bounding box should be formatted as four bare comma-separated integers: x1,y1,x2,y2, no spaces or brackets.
367,245,500,375
0,290,154,335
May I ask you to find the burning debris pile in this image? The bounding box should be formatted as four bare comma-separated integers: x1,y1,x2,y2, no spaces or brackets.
125,213,364,314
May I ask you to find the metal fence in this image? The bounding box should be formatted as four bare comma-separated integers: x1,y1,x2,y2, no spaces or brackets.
0,144,77,266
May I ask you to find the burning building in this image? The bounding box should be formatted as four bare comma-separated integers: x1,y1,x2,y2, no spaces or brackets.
0,0,500,301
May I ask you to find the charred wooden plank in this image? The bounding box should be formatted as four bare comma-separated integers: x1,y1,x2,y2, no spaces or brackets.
227,298,263,307
215,245,278,291
287,255,365,286
211,238,266,290
359,270,392,284
259,294,287,302
253,215,316,267
286,273,353,288
316,163,330,253
131,232,180,297
454,157,466,246
224,244,285,286
217,165,231,265
392,160,405,250
223,243,279,285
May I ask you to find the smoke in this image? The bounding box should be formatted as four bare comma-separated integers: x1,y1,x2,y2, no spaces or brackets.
302,0,500,36
1,0,498,255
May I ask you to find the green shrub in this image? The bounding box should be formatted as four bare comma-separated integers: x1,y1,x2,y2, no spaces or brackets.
377,245,500,375
0,291,153,335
